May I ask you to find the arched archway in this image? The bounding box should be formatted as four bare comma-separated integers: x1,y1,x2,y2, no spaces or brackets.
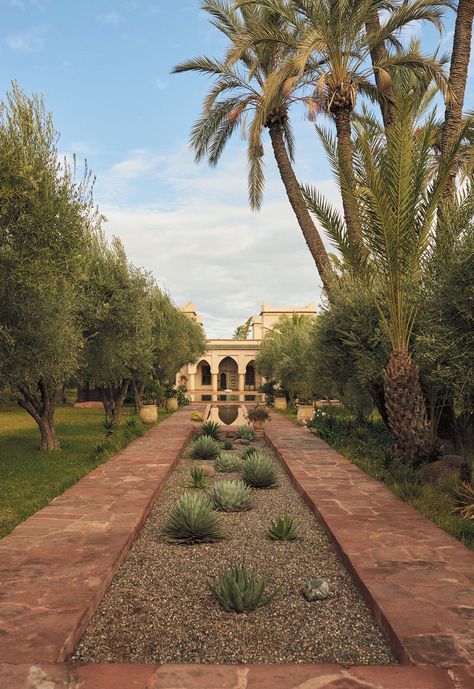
245,361,256,388
197,359,211,386
218,356,238,390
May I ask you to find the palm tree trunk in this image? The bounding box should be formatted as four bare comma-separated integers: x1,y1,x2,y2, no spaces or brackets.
440,0,474,201
384,350,435,463
365,14,395,129
333,109,365,256
267,120,333,292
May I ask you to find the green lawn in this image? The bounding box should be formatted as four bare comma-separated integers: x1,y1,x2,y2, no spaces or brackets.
0,403,169,538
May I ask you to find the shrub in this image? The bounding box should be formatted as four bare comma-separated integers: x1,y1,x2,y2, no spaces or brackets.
102,418,117,439
185,466,210,489
223,440,233,450
241,452,278,488
215,452,242,473
211,479,253,512
209,564,275,612
199,420,223,440
163,493,223,544
190,435,221,460
235,425,256,441
247,405,270,422
267,515,298,541
191,411,204,422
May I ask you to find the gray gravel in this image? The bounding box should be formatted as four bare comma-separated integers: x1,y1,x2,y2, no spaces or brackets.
72,438,397,665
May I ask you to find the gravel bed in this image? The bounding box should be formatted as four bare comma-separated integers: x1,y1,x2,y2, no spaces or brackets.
72,437,397,665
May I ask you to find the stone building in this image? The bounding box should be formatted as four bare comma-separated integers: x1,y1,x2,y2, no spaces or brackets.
177,301,316,402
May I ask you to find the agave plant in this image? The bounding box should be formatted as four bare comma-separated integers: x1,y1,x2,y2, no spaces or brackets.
452,482,474,521
102,418,117,439
235,425,256,442
211,479,253,512
199,420,223,440
223,440,234,450
185,466,210,489
190,435,221,460
209,563,275,613
242,447,259,460
241,452,278,489
163,493,223,544
214,452,242,473
267,515,298,541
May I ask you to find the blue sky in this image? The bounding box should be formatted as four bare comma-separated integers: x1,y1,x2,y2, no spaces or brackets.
0,1,471,336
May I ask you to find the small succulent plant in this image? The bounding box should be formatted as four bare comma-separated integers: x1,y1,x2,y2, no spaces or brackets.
209,563,275,612
102,418,117,439
241,452,278,488
163,493,223,544
301,578,330,601
267,515,298,541
242,447,259,460
190,435,221,460
199,420,223,440
185,466,210,489
223,440,233,450
235,425,256,441
211,479,253,512
214,452,242,473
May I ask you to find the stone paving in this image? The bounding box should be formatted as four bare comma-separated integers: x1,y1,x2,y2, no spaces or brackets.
0,409,473,689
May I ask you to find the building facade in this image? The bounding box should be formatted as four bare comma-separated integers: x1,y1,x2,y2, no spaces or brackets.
177,301,316,402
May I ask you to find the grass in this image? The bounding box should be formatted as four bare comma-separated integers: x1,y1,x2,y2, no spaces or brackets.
0,402,169,538
276,406,474,550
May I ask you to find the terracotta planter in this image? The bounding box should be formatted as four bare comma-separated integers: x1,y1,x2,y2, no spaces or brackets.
165,398,178,411
274,397,287,411
139,404,158,424
297,403,314,425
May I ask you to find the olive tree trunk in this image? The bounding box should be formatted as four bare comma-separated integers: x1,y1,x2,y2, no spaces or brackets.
99,380,130,424
267,120,334,292
17,381,61,451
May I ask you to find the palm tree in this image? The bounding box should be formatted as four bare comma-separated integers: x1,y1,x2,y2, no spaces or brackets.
173,1,334,291
304,95,469,461
233,0,450,256
440,0,474,200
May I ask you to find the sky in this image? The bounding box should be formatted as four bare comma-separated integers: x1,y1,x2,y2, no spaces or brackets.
0,0,472,337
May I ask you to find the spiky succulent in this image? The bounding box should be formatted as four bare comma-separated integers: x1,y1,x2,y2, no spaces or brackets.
241,452,278,488
242,447,259,460
163,492,223,544
185,466,210,489
190,434,221,460
209,563,275,612
235,425,256,441
211,479,253,512
223,440,233,450
267,515,298,541
214,452,242,473
199,420,223,440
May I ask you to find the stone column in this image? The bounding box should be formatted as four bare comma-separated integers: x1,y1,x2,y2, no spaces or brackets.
211,373,218,402
189,373,195,402
238,373,245,402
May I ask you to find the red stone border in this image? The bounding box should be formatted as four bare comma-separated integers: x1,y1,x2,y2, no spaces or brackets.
265,413,474,667
1,410,473,688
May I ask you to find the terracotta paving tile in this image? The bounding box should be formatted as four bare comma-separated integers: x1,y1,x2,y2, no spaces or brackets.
265,414,474,667
0,410,193,665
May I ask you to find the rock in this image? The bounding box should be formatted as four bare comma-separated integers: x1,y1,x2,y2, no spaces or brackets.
418,455,465,485
195,464,216,477
301,578,330,601
239,439,250,446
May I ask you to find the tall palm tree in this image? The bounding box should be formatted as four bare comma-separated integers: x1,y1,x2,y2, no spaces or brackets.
173,1,334,291
233,0,451,256
305,95,469,461
440,0,474,200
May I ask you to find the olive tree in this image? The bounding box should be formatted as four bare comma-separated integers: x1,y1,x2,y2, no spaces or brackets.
0,85,98,450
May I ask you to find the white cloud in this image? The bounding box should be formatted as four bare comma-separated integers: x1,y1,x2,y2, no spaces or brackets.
96,147,340,337
6,24,48,53
97,11,123,25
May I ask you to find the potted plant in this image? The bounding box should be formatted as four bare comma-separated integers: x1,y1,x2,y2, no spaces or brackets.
139,380,162,424
296,387,314,425
164,385,178,411
247,405,270,434
273,386,288,411
190,411,204,430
